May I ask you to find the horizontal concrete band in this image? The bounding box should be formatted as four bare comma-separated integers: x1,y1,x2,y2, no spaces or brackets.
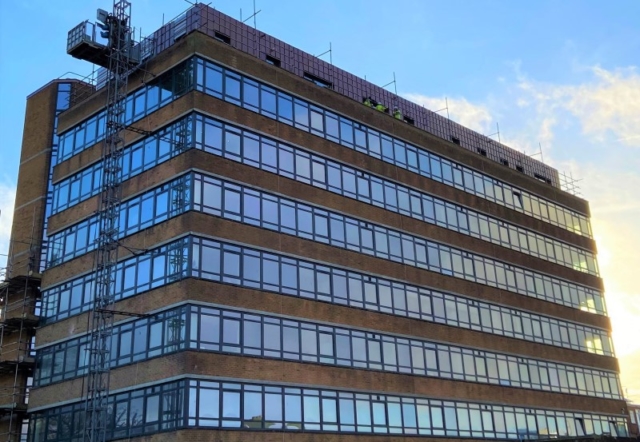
41,213,611,339
52,88,596,256
48,148,602,294
28,351,624,415
38,271,616,373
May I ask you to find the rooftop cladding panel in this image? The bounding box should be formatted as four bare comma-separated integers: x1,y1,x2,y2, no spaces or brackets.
190,4,561,188
92,3,560,187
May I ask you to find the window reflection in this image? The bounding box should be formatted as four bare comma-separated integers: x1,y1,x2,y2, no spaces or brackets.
192,57,592,239
30,378,627,442
191,174,603,314
222,390,240,422
58,60,195,163
47,174,191,267
41,234,614,378
37,302,622,405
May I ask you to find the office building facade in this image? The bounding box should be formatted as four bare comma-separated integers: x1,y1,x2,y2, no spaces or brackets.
1,4,632,441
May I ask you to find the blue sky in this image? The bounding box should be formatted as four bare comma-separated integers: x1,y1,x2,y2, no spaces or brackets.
1,0,639,402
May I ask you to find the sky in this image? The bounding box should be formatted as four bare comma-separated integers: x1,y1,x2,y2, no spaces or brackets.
0,0,638,402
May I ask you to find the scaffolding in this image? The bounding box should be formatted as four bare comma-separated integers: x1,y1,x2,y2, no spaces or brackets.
66,1,142,441
0,252,40,442
559,170,583,198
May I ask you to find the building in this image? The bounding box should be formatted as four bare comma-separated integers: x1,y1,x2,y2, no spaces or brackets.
0,2,631,441
628,402,640,438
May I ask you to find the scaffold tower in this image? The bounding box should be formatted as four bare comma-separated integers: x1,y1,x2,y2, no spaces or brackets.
0,248,40,442
85,3,129,441
66,1,140,441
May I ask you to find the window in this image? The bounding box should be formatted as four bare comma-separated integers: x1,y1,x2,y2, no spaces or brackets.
534,173,549,184
214,31,231,45
303,72,332,89
45,229,609,375
512,191,523,208
265,55,281,67
38,294,622,403
29,379,627,442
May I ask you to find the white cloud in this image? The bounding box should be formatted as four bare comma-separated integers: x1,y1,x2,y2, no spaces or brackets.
402,92,554,157
517,66,640,148
403,94,494,134
0,181,16,276
538,117,556,145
